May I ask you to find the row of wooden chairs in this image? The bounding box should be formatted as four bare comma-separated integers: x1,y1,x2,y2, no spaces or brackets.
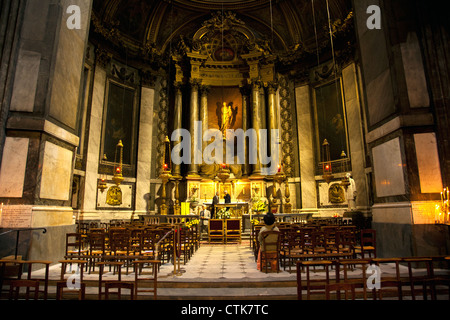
280,228,376,272
1,258,159,300
65,224,200,273
297,256,450,300
0,259,51,300
208,219,242,244
252,224,376,272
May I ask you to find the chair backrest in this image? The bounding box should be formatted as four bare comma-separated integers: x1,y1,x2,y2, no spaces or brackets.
325,283,356,300
361,229,376,246
9,279,40,300
105,281,134,300
88,232,106,253
226,219,240,231
209,219,224,231
260,231,281,252
65,233,82,253
110,232,131,252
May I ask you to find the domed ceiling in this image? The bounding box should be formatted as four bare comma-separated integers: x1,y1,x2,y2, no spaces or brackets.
90,0,354,71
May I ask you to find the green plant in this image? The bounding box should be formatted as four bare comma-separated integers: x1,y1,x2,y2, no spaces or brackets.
216,208,231,219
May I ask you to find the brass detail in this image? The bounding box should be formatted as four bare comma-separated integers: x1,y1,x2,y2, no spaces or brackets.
328,183,345,203
106,185,123,206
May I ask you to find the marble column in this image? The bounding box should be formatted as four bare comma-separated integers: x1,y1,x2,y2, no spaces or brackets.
200,85,210,152
172,82,183,176
135,85,155,214
240,85,251,176
188,80,200,176
295,84,317,211
268,82,279,175
251,81,262,175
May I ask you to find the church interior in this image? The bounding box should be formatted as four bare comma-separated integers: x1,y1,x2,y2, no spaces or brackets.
0,0,449,302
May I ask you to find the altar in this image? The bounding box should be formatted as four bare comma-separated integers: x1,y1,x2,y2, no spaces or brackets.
210,202,249,218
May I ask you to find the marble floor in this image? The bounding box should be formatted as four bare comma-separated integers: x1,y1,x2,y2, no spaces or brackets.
18,240,449,300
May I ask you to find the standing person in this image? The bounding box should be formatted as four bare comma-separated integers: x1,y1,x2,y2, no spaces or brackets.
224,190,231,203
212,192,220,218
224,190,231,211
199,205,211,239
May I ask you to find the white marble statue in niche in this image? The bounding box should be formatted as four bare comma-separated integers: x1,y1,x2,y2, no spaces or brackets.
346,173,357,210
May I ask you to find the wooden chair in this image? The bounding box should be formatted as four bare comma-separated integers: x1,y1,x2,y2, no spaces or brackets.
225,219,241,243
133,260,160,300
259,231,281,273
335,259,371,300
86,232,107,273
325,283,356,300
355,229,376,258
57,260,86,300
208,219,225,243
371,258,403,300
9,279,40,300
109,231,133,274
64,233,87,261
56,281,86,300
297,260,333,300
21,260,52,300
97,261,123,300
0,259,24,297
280,229,305,273
403,257,434,300
104,281,134,300
428,256,450,300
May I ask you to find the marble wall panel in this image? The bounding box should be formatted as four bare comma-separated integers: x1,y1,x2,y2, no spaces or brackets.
39,141,73,201
372,137,406,197
354,0,396,126
0,137,29,197
49,0,92,129
413,132,443,193
401,32,430,108
372,202,412,224
366,69,396,125
10,50,40,112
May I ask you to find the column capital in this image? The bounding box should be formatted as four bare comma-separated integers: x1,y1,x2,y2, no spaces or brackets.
239,84,251,96
199,84,210,96
189,79,201,90
267,81,279,94
251,79,262,90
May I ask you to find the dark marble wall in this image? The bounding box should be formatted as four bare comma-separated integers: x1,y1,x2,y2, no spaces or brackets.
374,223,450,258
0,225,76,263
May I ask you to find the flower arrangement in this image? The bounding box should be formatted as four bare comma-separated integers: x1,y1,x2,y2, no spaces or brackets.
185,219,199,228
252,198,268,213
216,208,231,219
332,213,340,218
251,218,260,225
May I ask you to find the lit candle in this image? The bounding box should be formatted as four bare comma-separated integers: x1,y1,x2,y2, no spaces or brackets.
116,167,121,174
163,163,168,170
278,164,281,173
